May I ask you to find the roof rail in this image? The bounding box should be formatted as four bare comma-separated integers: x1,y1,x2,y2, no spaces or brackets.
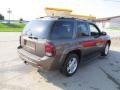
39,16,75,18
38,16,91,21
39,16,62,18
59,17,76,19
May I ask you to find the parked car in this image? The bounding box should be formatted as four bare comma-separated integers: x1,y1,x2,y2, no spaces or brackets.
17,17,111,76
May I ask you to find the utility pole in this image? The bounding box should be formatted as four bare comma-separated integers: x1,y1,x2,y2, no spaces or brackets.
7,8,12,23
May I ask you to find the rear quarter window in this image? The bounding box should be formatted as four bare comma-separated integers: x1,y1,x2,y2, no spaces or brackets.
51,20,74,39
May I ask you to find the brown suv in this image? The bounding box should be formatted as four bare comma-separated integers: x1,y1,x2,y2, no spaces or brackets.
17,17,111,76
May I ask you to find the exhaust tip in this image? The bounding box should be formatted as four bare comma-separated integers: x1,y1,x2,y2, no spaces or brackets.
24,61,28,65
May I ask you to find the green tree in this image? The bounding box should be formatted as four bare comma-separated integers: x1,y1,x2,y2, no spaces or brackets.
19,18,23,23
0,14,4,20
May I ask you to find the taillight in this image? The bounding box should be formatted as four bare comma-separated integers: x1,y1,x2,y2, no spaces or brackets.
45,42,56,57
19,35,21,45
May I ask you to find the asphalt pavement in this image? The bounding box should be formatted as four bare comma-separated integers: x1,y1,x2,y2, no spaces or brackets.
0,32,120,90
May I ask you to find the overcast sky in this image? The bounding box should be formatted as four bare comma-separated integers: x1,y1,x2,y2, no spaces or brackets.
0,0,120,20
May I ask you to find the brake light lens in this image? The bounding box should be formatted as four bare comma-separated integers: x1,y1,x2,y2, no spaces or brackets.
45,42,56,57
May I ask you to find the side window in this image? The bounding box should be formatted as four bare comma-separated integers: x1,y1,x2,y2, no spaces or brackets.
51,21,74,39
89,24,100,36
77,22,90,37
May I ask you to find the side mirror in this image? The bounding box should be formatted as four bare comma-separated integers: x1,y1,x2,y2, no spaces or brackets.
100,32,107,35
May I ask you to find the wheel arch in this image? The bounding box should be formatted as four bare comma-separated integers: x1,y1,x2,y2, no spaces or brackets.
62,49,82,66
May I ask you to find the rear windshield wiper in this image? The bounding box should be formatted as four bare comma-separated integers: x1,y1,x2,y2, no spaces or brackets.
28,36,38,40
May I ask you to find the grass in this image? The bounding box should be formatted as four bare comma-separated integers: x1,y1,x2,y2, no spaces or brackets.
0,22,25,32
108,28,120,30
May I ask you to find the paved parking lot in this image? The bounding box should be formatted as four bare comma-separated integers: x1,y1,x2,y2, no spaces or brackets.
0,32,120,90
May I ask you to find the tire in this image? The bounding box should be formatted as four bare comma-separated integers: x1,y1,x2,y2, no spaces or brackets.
101,43,110,56
61,53,79,76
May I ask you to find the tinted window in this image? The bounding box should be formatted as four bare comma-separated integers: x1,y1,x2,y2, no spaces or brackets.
77,22,90,37
23,20,53,39
89,24,100,36
51,20,74,39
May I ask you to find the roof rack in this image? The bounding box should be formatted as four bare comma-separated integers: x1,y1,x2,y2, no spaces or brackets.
39,16,75,19
38,16,91,21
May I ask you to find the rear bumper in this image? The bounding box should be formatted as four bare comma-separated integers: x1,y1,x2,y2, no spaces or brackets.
17,47,59,70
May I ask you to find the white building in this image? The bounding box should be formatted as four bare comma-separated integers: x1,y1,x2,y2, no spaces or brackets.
45,7,96,20
45,7,72,17
110,17,120,28
95,16,120,29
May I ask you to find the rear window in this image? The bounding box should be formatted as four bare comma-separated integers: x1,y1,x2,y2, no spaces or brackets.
51,20,74,39
23,20,53,39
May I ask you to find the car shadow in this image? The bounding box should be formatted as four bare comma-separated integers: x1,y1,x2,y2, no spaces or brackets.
37,49,120,90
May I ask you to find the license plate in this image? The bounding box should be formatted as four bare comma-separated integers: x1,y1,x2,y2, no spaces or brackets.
25,41,35,50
